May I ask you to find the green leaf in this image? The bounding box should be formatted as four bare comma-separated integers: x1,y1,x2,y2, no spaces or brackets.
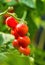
34,48,45,65
36,0,44,15
3,0,17,6
19,0,35,8
14,5,27,18
7,54,30,65
0,32,14,46
26,15,37,39
4,49,34,65
0,53,7,61
0,53,8,65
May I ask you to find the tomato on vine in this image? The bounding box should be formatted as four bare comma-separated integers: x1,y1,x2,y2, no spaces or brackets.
11,29,19,39
19,46,30,56
5,16,18,28
12,39,19,48
16,24,28,36
18,36,30,47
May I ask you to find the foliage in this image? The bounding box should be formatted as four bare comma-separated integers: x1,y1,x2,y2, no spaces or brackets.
0,0,45,65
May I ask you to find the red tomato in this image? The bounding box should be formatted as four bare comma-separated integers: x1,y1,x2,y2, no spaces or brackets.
19,46,30,56
5,16,18,28
11,29,19,39
12,39,19,48
16,24,28,36
18,36,30,47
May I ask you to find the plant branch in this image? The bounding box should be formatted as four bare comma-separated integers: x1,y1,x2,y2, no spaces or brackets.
21,10,27,20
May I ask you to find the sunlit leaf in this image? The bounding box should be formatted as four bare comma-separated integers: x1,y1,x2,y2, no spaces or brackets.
0,32,14,45
19,0,36,8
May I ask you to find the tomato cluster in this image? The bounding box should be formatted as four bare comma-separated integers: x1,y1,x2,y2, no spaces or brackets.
5,16,31,56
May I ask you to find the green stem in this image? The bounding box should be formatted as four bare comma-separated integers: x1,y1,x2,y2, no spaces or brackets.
0,7,14,16
21,10,27,20
0,9,20,21
7,12,20,21
0,9,8,16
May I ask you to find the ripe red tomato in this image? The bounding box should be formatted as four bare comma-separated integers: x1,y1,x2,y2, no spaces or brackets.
19,46,30,56
11,29,19,39
18,36,30,47
5,16,18,28
12,39,19,48
16,24,28,36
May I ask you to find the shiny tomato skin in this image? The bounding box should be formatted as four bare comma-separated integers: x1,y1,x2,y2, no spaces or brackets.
19,46,30,56
5,16,18,28
16,24,28,36
12,39,19,48
11,29,19,39
18,36,30,47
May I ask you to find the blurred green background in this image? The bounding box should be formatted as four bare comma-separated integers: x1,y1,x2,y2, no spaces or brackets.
0,0,45,65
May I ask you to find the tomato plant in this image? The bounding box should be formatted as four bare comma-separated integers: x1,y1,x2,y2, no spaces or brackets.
0,0,45,65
